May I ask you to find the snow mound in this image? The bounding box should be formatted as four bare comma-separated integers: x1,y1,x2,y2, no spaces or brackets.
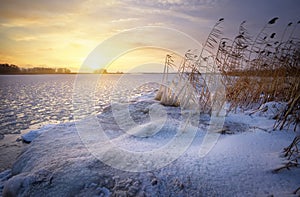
2,98,300,196
21,124,63,143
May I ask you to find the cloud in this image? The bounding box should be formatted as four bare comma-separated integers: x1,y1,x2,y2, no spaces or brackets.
0,0,299,71
111,18,140,23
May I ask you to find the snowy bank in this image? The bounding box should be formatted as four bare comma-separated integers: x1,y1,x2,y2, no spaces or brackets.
2,99,300,196
20,124,56,143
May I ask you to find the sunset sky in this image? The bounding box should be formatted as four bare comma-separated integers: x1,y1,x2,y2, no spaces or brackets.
0,0,299,73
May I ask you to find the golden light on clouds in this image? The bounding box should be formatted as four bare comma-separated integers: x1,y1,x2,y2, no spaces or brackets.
107,48,173,73
0,0,299,72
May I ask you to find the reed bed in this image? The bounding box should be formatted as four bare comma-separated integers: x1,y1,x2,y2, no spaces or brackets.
155,17,300,179
156,18,299,127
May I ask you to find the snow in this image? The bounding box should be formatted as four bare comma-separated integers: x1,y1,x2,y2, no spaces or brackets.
1,96,300,196
0,170,11,195
250,101,287,119
21,124,56,143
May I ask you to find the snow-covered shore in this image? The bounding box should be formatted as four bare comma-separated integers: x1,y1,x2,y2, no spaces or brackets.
1,96,300,196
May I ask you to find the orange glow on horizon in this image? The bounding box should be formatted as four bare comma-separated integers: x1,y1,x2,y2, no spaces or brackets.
0,1,299,72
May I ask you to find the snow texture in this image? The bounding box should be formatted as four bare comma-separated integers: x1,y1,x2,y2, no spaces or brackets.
1,97,300,196
253,101,287,119
21,125,56,143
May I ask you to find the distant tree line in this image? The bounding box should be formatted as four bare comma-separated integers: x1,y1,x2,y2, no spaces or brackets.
0,64,71,74
93,68,108,74
93,68,123,74
0,64,20,73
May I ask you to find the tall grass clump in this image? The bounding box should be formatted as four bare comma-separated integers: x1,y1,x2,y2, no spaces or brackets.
155,18,225,113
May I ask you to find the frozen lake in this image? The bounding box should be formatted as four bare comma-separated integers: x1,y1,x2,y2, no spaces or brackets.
0,74,163,138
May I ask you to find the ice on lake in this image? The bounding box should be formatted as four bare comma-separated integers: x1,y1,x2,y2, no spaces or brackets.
0,74,164,138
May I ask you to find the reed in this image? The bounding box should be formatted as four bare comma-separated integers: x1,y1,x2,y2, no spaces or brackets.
156,17,299,130
156,18,224,113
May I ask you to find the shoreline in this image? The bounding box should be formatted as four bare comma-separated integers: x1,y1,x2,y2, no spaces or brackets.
1,98,300,196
